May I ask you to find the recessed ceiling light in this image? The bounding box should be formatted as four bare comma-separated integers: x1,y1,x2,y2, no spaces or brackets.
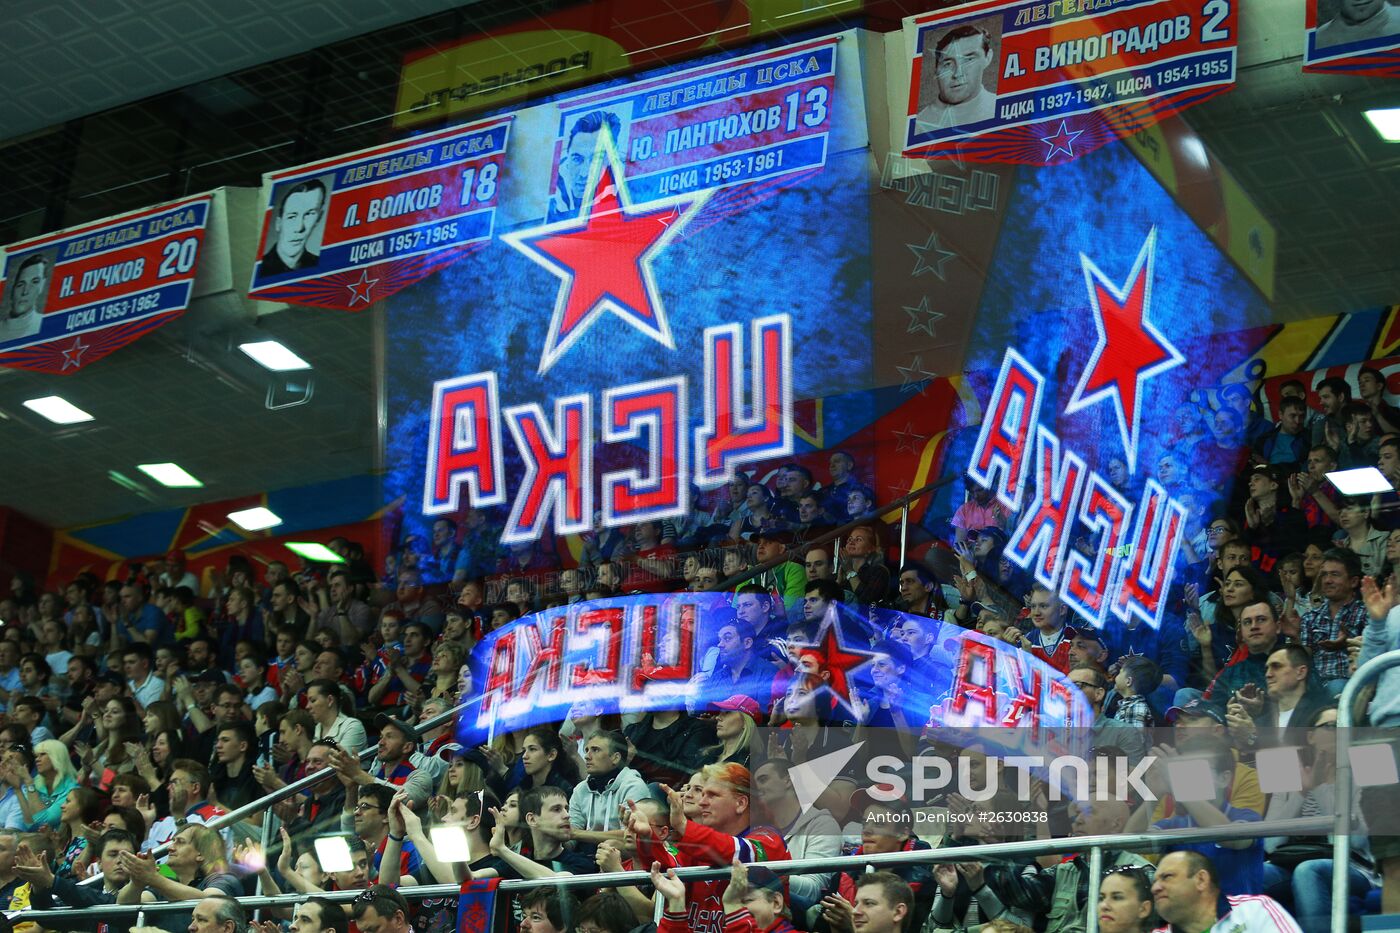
1326,466,1392,496
285,542,346,563
22,396,93,424
238,340,311,372
1364,107,1400,142
137,462,204,488
228,506,282,531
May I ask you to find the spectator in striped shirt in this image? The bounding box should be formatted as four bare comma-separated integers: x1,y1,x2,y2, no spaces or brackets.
1150,850,1300,932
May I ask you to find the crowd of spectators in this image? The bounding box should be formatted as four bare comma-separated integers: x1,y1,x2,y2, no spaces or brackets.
2,374,1400,933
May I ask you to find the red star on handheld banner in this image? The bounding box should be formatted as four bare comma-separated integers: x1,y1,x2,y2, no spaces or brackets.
504,128,707,374
1066,228,1184,473
808,615,876,716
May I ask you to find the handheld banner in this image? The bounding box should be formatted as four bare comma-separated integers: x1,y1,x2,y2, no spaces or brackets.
0,195,212,374
247,116,512,311
547,36,839,212
456,593,1093,747
900,0,1237,164
1304,0,1400,77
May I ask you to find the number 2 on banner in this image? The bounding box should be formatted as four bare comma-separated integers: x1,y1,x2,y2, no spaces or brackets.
1200,0,1230,41
459,163,500,208
157,237,198,277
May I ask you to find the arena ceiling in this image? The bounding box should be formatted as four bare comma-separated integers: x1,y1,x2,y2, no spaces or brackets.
0,0,484,143
0,0,1396,532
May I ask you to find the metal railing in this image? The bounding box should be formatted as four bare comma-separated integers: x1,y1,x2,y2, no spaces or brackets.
1332,646,1400,933
72,473,956,887
11,816,1332,926
73,694,479,888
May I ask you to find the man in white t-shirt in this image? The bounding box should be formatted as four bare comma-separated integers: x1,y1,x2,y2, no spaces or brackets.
1151,850,1300,932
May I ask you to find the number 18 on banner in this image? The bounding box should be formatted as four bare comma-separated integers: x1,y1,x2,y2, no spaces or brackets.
247,116,513,311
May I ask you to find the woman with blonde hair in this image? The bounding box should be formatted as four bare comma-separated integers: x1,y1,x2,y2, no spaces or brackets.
15,739,79,829
437,749,488,800
702,698,757,769
423,641,466,703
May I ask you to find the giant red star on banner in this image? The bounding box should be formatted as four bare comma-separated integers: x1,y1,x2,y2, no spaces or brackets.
504,129,707,375
1065,228,1183,473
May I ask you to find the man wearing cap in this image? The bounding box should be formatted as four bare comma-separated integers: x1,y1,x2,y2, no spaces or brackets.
1242,464,1307,563
1163,695,1265,809
159,550,198,592
325,717,435,814
569,729,649,843
1067,630,1108,670
370,715,422,786
408,697,457,783
752,530,806,623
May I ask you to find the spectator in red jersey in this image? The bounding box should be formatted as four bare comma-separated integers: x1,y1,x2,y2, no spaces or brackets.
636,762,790,933
1019,583,1076,674
655,856,798,933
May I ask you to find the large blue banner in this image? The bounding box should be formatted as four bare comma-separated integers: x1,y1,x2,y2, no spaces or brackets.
456,593,1094,746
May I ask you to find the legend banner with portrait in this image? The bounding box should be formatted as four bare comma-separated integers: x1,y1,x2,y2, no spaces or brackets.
247,116,513,311
899,0,1238,165
0,194,212,374
1303,0,1400,77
